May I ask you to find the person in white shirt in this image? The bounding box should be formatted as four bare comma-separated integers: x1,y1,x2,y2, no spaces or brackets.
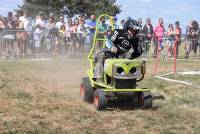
56,15,65,30
35,13,46,29
34,24,42,54
77,20,87,56
19,11,29,30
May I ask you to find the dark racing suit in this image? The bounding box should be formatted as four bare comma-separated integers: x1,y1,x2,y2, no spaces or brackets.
94,29,143,79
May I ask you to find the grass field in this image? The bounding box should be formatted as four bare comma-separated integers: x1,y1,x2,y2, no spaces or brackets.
164,73,200,86
0,58,200,134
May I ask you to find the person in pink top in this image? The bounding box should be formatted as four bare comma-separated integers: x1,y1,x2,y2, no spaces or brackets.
153,18,165,57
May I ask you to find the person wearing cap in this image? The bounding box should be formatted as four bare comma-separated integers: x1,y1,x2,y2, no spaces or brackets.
94,17,143,82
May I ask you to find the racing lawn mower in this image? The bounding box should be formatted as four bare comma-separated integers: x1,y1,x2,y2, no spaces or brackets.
80,14,152,111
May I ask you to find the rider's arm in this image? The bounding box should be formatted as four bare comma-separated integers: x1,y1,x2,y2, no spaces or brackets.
105,37,117,53
106,29,120,53
105,38,114,49
106,29,120,48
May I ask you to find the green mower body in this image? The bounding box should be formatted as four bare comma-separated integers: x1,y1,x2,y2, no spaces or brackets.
80,14,152,110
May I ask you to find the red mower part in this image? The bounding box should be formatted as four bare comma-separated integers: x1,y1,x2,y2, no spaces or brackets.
94,93,100,108
138,91,152,109
80,77,94,103
80,83,85,97
94,89,107,111
138,93,144,108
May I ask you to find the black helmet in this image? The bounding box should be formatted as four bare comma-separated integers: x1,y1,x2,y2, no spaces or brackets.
123,17,142,32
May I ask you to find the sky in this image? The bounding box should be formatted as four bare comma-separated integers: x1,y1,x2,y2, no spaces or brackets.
0,0,199,29
116,0,200,29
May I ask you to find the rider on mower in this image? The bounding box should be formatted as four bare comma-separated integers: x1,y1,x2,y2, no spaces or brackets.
94,17,143,82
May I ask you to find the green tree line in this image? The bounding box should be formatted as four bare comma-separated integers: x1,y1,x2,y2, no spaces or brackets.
18,0,121,18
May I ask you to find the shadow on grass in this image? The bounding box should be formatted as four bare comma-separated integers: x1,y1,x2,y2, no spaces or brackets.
104,95,165,111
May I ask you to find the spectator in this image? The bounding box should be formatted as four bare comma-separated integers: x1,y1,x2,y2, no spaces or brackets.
46,16,56,28
87,14,96,47
111,15,119,29
45,16,58,55
56,15,65,30
138,18,143,27
65,18,74,57
97,17,107,50
0,18,6,56
35,13,46,29
0,18,5,31
153,18,165,57
56,15,66,55
58,25,66,56
98,17,107,35
7,11,13,22
77,20,87,35
197,26,200,58
107,24,112,37
34,15,44,49
19,11,29,30
185,20,199,58
7,11,15,29
3,10,200,59
166,24,175,57
78,14,85,24
34,24,42,55
174,21,182,57
119,19,125,29
65,18,74,34
137,18,144,57
15,14,27,57
192,21,199,56
73,17,79,32
73,17,80,56
143,18,153,55
19,11,31,54
3,13,15,58
77,20,87,56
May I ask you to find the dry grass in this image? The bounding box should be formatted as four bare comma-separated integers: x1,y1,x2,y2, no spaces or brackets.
0,59,200,134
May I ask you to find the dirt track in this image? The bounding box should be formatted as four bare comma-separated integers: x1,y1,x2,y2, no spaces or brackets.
0,58,200,134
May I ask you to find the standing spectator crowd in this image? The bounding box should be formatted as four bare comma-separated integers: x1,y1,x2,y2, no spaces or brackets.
0,10,200,59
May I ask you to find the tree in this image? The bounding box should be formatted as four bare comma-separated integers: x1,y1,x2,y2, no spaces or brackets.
18,0,121,18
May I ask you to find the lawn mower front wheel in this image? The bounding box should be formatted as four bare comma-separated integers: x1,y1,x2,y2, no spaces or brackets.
139,91,153,109
80,77,94,103
94,89,107,111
